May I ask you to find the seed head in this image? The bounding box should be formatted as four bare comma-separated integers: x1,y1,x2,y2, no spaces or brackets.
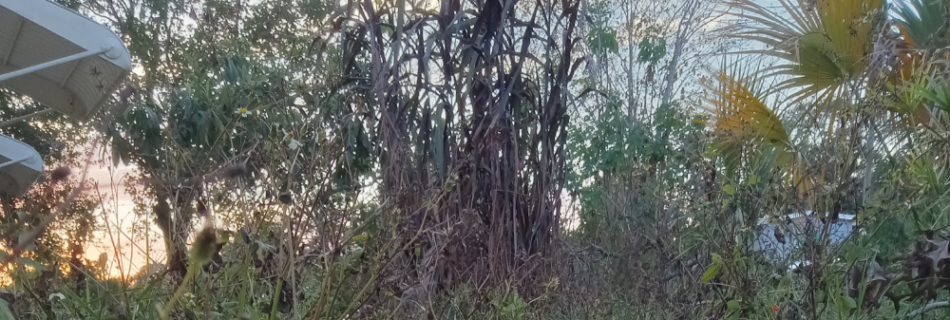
224,165,247,179
278,193,293,205
51,167,72,183
196,200,208,217
191,227,217,266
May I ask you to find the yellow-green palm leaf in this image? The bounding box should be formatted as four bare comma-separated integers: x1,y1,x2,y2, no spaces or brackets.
700,72,818,205
700,72,793,174
702,72,791,150
727,0,883,109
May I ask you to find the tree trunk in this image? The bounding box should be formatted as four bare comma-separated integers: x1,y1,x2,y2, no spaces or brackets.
153,190,189,279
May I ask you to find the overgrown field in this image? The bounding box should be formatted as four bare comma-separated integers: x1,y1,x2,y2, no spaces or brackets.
1,0,950,319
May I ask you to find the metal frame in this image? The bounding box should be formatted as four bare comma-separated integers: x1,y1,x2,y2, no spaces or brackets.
0,108,53,128
0,47,110,82
0,154,29,169
0,46,113,128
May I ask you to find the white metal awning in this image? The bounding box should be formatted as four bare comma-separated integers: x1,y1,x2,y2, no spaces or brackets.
0,133,43,197
0,0,132,121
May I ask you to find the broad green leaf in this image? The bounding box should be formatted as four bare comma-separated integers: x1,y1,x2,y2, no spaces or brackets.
836,294,856,315
17,257,46,271
588,28,619,54
638,36,667,64
844,295,856,309
727,300,740,311
702,263,719,283
703,253,723,283
0,299,13,320
723,184,736,195
725,301,741,320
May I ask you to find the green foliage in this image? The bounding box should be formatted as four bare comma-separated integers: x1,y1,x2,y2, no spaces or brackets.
702,253,722,282
893,0,950,51
589,29,619,55
903,152,950,231
8,0,950,319
637,36,666,64
492,286,528,320
586,2,619,55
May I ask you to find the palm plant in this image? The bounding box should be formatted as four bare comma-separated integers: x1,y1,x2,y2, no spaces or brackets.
893,0,950,53
726,0,883,121
704,0,950,210
698,0,950,316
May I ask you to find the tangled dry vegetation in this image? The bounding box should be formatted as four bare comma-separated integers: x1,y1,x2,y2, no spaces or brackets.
1,0,950,319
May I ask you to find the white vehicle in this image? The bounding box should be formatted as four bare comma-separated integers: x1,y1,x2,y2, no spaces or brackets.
753,211,856,266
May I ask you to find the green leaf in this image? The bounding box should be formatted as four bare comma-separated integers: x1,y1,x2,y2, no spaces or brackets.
588,28,619,54
749,175,759,185
777,274,791,293
702,263,719,283
836,294,856,315
703,253,723,283
723,184,736,195
219,232,231,245
638,36,667,64
17,257,46,271
844,295,857,309
725,300,741,320
0,299,13,320
727,300,740,311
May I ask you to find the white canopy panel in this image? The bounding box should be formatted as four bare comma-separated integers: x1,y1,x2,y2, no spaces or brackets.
0,0,132,121
0,133,43,197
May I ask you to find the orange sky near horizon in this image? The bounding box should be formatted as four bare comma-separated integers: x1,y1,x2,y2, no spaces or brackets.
80,142,164,279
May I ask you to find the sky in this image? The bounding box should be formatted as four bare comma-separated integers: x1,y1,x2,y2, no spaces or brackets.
80,143,163,279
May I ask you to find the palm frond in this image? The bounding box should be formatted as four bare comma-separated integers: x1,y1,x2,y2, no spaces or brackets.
893,0,950,52
700,72,794,175
818,0,883,76
700,71,821,206
726,0,883,110
702,72,791,148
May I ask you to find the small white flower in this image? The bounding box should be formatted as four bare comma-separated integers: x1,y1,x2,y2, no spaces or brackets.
235,107,249,118
48,293,65,301
183,292,196,304
288,139,303,150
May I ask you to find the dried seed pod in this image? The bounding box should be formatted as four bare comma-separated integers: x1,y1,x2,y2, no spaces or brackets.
278,193,292,205
774,227,786,244
239,228,251,244
50,167,71,183
196,199,208,217
191,227,217,266
224,165,247,179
